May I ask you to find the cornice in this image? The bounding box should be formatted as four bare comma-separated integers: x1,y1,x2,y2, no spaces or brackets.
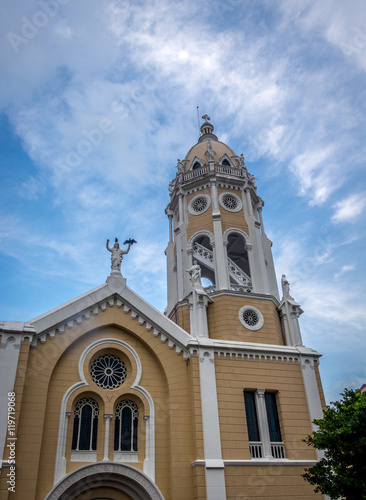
27,293,191,359
188,338,321,364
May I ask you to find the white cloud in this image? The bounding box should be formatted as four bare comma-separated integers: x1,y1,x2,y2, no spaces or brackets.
274,233,366,333
334,264,355,279
332,193,366,223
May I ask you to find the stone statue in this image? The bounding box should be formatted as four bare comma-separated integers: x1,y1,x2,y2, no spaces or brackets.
281,274,290,298
185,260,202,287
176,159,184,173
239,153,245,167
106,238,133,273
206,139,215,162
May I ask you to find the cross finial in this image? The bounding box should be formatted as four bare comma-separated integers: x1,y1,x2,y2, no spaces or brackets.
202,114,210,122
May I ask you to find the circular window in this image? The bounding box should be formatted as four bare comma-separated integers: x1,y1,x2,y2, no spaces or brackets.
193,197,207,212
91,354,127,389
239,305,264,331
188,194,211,215
219,192,242,212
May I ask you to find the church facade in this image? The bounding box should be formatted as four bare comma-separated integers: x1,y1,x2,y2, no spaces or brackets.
0,117,326,499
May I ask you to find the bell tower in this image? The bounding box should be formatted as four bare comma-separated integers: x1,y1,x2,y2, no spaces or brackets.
165,116,280,328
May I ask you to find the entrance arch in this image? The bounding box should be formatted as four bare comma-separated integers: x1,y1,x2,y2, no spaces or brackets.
45,463,165,500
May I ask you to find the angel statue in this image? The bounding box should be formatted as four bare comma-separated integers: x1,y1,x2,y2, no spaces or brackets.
106,237,136,273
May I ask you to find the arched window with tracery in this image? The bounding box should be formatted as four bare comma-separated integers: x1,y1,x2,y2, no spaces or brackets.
114,400,138,452
71,397,99,451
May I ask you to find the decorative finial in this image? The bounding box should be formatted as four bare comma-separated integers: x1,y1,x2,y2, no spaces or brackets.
198,114,218,143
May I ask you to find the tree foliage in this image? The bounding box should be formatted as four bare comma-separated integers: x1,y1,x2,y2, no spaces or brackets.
302,388,366,499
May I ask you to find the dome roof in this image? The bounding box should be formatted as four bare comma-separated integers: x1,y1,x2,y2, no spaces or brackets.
183,116,237,171
183,140,237,171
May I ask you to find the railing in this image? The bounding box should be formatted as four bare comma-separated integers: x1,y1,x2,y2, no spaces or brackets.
249,442,263,458
227,258,252,286
249,442,286,459
193,242,214,264
182,164,245,182
193,242,252,288
215,165,245,177
271,442,285,459
183,166,209,181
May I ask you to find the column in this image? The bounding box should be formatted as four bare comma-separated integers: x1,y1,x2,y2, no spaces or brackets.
255,390,272,459
103,414,113,461
211,181,229,290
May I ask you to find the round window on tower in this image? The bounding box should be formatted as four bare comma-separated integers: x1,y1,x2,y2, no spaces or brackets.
219,192,242,212
91,354,127,389
188,194,211,215
238,305,264,331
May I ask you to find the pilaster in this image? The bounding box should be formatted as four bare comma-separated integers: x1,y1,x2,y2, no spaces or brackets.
198,348,226,500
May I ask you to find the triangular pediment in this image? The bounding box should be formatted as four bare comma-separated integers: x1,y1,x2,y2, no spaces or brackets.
189,156,205,170
28,275,191,357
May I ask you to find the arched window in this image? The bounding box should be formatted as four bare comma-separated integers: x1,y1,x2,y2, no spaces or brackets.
72,398,99,451
192,161,202,170
114,400,138,452
192,235,215,287
227,233,251,285
222,159,230,166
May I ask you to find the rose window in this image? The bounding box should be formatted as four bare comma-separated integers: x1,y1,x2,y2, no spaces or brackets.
222,194,238,210
243,309,259,327
192,197,208,213
91,354,127,389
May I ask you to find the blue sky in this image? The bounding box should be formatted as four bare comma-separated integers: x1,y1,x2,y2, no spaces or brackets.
1,0,366,403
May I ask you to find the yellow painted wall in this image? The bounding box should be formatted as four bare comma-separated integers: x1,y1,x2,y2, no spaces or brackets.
217,187,249,236
0,305,201,500
207,294,284,345
224,465,322,499
215,357,316,463
186,189,213,242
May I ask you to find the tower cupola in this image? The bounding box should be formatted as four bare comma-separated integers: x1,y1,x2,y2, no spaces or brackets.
165,116,280,320
198,114,218,142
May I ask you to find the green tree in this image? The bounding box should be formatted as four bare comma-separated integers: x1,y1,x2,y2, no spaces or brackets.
302,388,366,499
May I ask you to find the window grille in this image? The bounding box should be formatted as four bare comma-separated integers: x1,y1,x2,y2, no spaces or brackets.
114,400,138,452
72,398,99,451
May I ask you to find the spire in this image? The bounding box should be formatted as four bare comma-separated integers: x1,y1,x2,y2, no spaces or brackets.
198,114,218,143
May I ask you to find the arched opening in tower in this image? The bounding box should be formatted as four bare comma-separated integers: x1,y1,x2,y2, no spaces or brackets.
227,233,251,285
192,235,215,287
